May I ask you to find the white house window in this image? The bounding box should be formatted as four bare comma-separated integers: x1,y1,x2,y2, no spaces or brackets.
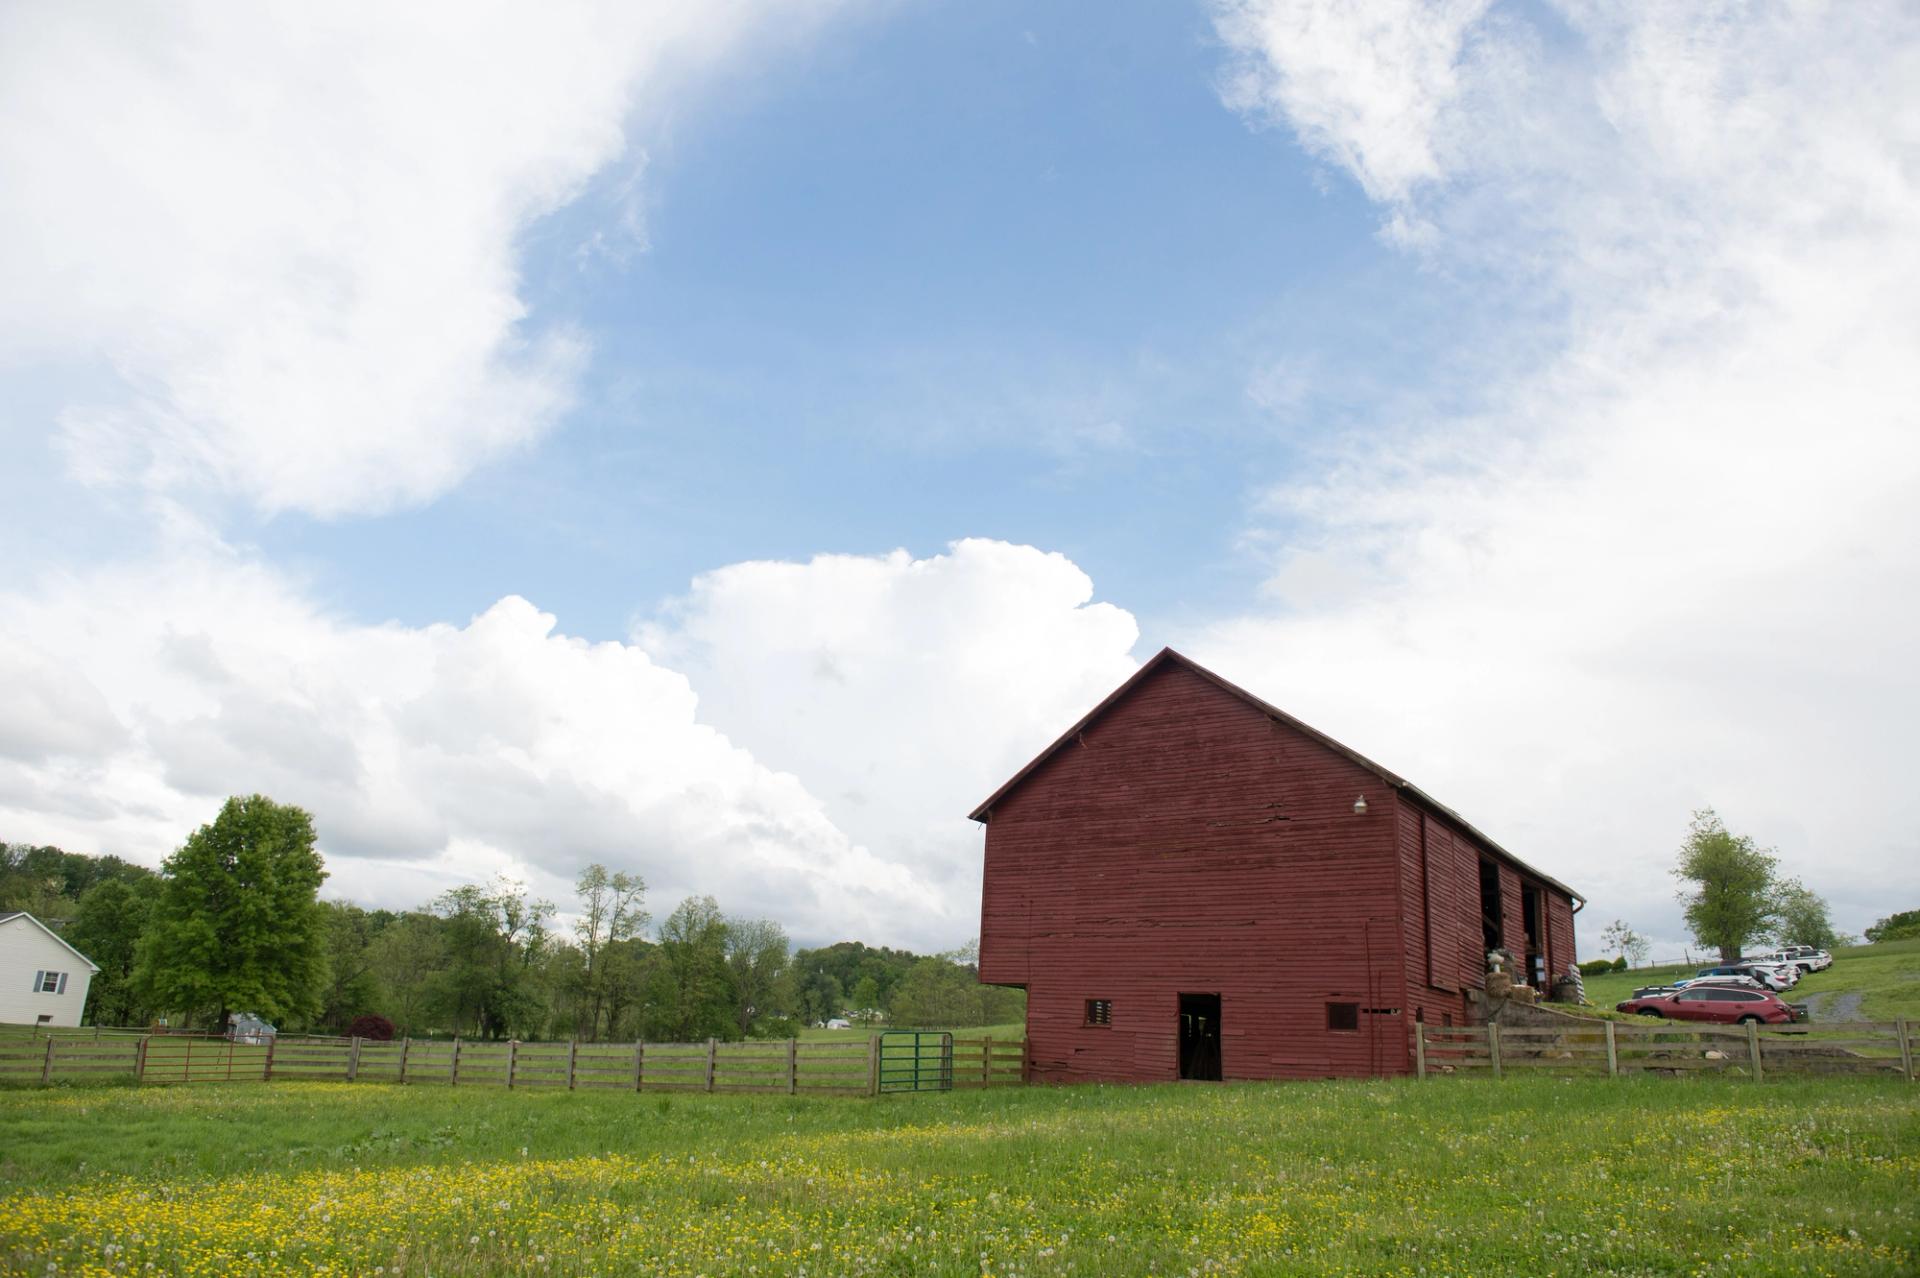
33,970,67,994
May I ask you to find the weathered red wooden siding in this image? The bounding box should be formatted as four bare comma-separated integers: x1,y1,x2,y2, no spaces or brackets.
1499,864,1526,962
1547,892,1577,978
1393,796,1507,1037
979,662,1408,1082
978,654,1578,1082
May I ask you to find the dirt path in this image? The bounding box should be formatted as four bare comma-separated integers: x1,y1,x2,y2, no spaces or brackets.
1802,990,1865,1022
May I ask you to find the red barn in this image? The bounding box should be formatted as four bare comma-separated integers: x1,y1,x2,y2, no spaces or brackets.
973,649,1582,1083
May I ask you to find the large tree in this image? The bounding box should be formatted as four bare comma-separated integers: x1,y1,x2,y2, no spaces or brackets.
1672,808,1778,962
132,796,329,1030
723,917,791,1038
431,879,552,1039
1771,877,1845,950
571,864,648,1040
644,896,737,1041
313,902,390,1033
368,911,445,1036
65,878,151,1026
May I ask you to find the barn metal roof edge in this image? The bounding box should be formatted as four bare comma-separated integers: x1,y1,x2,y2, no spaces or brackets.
968,647,1584,907
0,910,103,971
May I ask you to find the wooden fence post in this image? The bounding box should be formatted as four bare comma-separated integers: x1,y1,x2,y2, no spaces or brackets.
567,1039,578,1091
507,1040,518,1090
633,1040,645,1092
451,1036,462,1086
705,1038,717,1092
346,1036,362,1082
786,1038,798,1095
1414,1025,1427,1080
868,1034,881,1096
982,1035,993,1087
263,1033,277,1082
1746,1021,1763,1083
41,1037,55,1084
1604,1021,1618,1078
135,1035,149,1084
1487,1023,1502,1080
1897,1018,1913,1083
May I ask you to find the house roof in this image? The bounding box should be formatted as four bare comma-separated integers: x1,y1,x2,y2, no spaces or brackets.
968,647,1583,906
0,911,103,972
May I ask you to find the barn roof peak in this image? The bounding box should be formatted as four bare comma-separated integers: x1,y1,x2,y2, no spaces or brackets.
968,647,1581,905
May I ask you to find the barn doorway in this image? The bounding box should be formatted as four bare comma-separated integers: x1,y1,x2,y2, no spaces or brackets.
1178,993,1221,1081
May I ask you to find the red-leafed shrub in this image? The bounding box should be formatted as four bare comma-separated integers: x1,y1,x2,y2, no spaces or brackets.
347,1014,395,1041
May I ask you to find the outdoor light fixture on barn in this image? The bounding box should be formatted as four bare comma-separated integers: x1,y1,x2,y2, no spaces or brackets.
972,648,1582,1085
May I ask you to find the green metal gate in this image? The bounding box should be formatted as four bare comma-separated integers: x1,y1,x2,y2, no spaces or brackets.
877,1030,952,1093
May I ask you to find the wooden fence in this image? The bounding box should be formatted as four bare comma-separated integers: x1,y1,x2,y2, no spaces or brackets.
0,1032,1026,1095
1416,1019,1916,1081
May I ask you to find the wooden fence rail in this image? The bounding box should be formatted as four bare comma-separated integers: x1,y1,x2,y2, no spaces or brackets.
1417,1019,1915,1082
0,1031,1026,1097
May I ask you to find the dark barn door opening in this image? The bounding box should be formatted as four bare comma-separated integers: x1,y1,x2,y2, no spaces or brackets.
1178,993,1221,1081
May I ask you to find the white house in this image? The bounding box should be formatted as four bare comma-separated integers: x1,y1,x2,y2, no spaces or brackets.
0,912,99,1028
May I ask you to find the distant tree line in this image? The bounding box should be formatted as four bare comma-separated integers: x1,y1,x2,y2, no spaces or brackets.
1,796,1022,1039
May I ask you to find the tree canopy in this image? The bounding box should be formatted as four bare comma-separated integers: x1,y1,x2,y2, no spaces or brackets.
1672,808,1779,961
132,795,329,1029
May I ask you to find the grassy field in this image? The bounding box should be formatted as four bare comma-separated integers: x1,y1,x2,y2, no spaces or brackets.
1581,937,1920,1021
2,1075,1914,1277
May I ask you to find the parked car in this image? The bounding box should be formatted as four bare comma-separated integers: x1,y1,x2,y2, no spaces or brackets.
1678,974,1767,992
1770,946,1832,973
1616,986,1799,1025
1686,963,1794,993
1632,984,1682,999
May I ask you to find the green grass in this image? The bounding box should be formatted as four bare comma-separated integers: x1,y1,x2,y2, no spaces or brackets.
2,1074,1914,1276
1580,937,1920,1022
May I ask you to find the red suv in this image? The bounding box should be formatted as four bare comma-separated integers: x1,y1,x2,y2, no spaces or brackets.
1615,986,1798,1025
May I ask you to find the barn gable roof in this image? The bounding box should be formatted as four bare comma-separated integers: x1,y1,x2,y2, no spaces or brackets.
0,911,102,972
968,647,1582,906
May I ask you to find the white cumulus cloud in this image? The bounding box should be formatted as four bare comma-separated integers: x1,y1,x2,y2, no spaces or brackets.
0,538,1140,950
0,1,845,518
0,544,947,947
1207,1,1920,953
638,539,1142,902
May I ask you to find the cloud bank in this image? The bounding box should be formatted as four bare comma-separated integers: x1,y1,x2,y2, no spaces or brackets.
0,539,1140,948
0,1,840,517
1207,1,1920,951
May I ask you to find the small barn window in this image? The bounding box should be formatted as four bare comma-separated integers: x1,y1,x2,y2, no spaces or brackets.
1326,1002,1359,1032
1084,999,1112,1026
34,970,65,994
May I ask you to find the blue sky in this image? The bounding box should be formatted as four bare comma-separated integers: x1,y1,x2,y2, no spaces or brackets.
2,2,1915,953
254,0,1471,640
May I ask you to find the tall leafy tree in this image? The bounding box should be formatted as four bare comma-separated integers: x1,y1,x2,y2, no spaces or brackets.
1672,808,1778,961
132,796,329,1029
367,912,443,1036
431,879,553,1039
1771,877,1845,950
644,896,736,1041
66,878,151,1026
723,916,790,1037
571,864,648,1040
313,902,389,1032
